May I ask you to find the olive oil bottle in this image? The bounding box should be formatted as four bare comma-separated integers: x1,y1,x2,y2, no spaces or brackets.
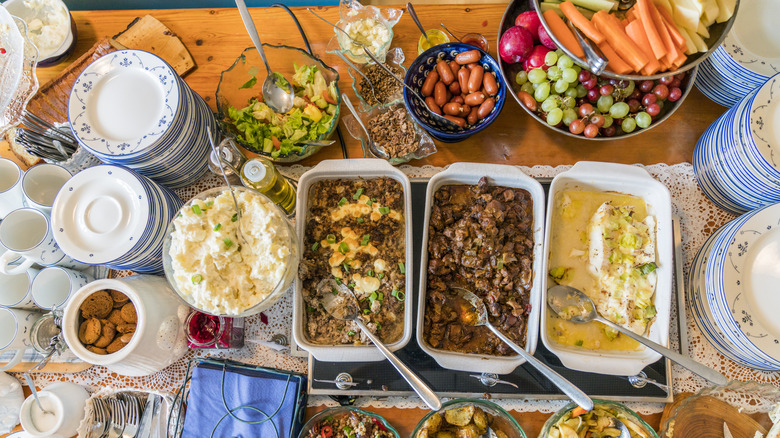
240,157,296,215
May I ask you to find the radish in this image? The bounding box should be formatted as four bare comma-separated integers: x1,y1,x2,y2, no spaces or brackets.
499,25,535,64
514,11,542,43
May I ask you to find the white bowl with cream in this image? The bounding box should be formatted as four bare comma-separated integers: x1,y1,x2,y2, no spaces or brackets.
3,0,76,66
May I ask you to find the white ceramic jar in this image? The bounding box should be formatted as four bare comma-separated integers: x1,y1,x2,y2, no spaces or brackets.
62,275,189,376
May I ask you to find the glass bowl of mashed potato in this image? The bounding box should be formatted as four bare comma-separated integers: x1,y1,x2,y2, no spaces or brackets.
162,186,299,317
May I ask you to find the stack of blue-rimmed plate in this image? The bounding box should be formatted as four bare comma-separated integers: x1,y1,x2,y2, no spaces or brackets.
695,2,780,107
688,201,780,371
693,73,780,214
51,164,183,274
67,49,214,189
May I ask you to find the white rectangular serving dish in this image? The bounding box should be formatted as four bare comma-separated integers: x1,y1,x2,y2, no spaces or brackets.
416,162,545,375
292,159,413,362
541,161,673,376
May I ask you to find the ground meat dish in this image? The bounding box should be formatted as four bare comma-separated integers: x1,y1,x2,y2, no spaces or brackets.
304,411,395,438
300,178,406,345
424,176,535,356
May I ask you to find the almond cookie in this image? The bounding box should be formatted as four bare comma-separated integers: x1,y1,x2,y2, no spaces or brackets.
78,321,89,345
117,323,136,334
120,303,137,323
106,338,126,354
109,290,129,305
80,290,114,319
120,332,134,343
83,318,102,345
93,321,117,348
107,309,124,326
86,345,107,355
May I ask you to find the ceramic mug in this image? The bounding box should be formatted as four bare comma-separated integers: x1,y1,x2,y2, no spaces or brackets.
0,208,88,275
0,267,40,309
31,266,93,309
0,307,41,371
0,158,25,219
21,163,72,214
20,381,89,438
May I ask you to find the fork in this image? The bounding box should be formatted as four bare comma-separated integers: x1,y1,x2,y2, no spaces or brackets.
119,394,140,438
88,398,110,438
106,398,126,438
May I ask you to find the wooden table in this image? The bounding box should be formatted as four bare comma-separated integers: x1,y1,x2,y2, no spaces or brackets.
1,4,731,437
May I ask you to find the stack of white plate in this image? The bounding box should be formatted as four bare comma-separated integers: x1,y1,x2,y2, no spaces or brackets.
67,49,214,189
693,73,780,214
688,202,780,371
51,164,183,274
695,0,780,107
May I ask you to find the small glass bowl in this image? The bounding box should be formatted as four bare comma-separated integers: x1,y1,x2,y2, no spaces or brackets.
331,0,403,64
3,0,77,66
0,11,38,135
300,406,400,438
215,45,341,163
461,33,489,52
343,101,437,165
347,47,407,111
539,400,658,438
162,186,300,317
417,29,450,55
411,399,527,438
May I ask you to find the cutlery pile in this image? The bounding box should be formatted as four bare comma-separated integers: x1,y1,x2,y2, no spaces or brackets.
87,392,165,438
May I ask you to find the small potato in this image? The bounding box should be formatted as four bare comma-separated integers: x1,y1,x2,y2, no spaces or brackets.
444,406,475,427
494,431,509,438
455,424,480,438
421,413,443,432
435,431,456,438
472,408,489,433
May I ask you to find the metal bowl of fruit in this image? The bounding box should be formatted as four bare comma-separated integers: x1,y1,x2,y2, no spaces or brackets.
497,0,697,140
528,0,739,81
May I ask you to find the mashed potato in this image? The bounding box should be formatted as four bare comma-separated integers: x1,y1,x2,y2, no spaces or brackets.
169,190,291,315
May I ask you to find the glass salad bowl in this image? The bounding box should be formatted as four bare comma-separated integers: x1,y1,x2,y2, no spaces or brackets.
299,406,401,438
411,399,527,438
347,46,407,111
540,400,658,438
327,0,403,64
0,8,39,136
215,45,341,163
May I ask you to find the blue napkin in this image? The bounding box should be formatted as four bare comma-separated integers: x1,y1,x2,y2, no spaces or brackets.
181,361,307,438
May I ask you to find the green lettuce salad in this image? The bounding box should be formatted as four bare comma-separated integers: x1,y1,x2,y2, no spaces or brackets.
228,64,339,158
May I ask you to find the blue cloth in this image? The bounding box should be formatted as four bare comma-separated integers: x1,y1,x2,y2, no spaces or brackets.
181,361,307,438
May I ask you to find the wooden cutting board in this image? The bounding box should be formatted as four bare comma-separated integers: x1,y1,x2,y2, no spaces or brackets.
112,14,196,76
660,392,769,438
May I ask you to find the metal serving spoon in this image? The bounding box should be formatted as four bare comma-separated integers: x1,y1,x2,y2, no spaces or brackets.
332,50,380,105
341,94,389,160
607,417,631,438
317,279,441,410
547,284,729,385
452,287,594,411
565,20,607,75
235,0,295,113
207,126,247,245
407,2,431,45
440,23,463,42
307,8,461,130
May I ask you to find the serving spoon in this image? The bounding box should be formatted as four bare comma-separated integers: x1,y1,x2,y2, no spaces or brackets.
547,284,729,385
406,2,431,45
607,417,631,438
565,20,607,75
317,279,441,410
307,8,461,130
342,93,389,160
235,0,295,113
452,287,594,411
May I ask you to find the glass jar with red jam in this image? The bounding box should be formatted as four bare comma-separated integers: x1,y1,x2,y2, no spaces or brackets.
461,33,489,52
185,310,245,349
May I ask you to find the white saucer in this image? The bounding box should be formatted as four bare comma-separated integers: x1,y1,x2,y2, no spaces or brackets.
51,165,150,264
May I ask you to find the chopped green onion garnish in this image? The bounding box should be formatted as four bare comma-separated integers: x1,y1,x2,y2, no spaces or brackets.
366,199,373,206
231,213,239,222
352,188,364,200
376,322,382,330
378,206,390,215
191,205,202,215
338,197,347,207
205,200,214,207
357,217,364,223
575,340,584,346
361,234,370,246
369,292,378,302
332,287,338,296
326,234,336,244
223,238,233,248
312,242,319,251
339,242,349,254
363,309,370,314
192,274,203,284
366,269,374,277
392,289,405,301
371,198,377,202
335,277,342,284
348,282,356,288
307,306,316,313
638,262,657,275
377,273,385,280
398,262,405,274
342,262,350,274
343,426,353,434
377,292,384,300
213,223,222,231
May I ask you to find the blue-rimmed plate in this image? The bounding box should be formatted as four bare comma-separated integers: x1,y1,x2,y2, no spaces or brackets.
68,49,180,157
720,0,780,79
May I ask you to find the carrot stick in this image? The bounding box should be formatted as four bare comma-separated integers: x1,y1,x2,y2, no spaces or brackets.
635,0,666,60
596,42,633,74
646,0,683,66
543,9,586,58
625,19,662,75
560,1,605,44
592,11,648,72
655,3,686,49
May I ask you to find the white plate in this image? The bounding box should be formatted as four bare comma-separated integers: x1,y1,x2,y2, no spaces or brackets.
721,202,780,359
541,161,674,376
748,74,780,171
51,165,150,264
722,0,780,78
68,49,179,156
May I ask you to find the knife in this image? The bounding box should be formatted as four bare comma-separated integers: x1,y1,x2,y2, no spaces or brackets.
724,421,735,438
135,393,157,438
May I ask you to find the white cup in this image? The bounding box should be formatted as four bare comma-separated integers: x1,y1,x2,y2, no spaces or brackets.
21,163,72,214
20,381,89,438
0,307,41,371
0,267,40,309
31,266,93,309
0,208,88,275
0,158,25,219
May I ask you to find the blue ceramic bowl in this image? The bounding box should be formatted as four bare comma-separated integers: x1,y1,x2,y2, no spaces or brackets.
403,43,506,143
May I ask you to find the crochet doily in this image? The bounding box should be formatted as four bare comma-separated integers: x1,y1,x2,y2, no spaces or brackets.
20,163,780,416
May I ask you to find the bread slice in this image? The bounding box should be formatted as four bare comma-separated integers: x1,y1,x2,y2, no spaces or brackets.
5,127,43,167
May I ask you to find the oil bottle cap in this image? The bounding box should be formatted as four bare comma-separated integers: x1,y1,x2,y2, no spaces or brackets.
242,160,268,184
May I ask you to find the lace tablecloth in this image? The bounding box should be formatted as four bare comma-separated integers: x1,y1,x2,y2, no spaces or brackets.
19,163,780,415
